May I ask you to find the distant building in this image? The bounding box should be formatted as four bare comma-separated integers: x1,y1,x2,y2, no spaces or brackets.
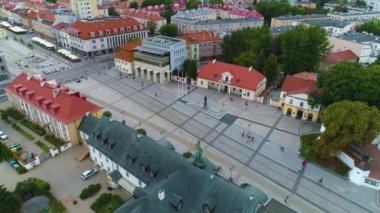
32,10,56,43
301,19,354,36
5,73,102,145
62,17,148,57
179,32,222,63
320,50,358,70
114,39,142,74
172,8,263,35
278,72,320,122
133,36,186,83
328,11,380,20
0,55,11,100
78,114,269,212
70,0,98,19
123,9,167,34
366,0,380,12
270,14,328,27
269,25,295,36
197,60,267,101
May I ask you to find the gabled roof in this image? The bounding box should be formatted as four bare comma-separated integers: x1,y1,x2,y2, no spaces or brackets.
180,32,221,45
123,9,166,21
79,115,268,213
70,17,145,40
5,73,102,124
281,72,318,95
197,61,266,92
324,50,358,65
38,10,55,22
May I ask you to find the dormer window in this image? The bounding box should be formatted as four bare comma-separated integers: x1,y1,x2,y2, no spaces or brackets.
140,163,150,172
127,27,131,32
99,31,103,36
113,28,118,34
120,27,124,33
127,155,136,164
90,32,95,38
106,30,110,35
133,25,137,31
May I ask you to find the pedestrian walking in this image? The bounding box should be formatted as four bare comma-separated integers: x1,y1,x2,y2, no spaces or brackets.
155,93,157,97
318,177,323,184
242,131,245,137
251,136,254,142
281,146,285,152
284,195,289,203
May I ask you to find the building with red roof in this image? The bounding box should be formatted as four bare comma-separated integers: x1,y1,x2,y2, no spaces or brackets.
320,50,358,70
123,9,166,34
63,17,148,57
32,10,56,42
5,73,102,145
114,39,143,74
197,60,267,101
278,72,320,122
180,32,222,63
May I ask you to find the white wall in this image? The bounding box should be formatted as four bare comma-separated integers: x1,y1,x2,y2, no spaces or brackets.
284,93,320,112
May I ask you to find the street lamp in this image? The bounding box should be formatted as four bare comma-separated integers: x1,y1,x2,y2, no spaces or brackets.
120,111,126,124
229,165,235,182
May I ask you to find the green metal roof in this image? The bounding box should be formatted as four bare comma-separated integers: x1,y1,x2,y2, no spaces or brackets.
79,115,269,213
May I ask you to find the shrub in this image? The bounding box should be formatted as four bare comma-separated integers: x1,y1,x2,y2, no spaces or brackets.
27,43,33,49
79,183,101,200
21,119,46,136
91,193,124,213
0,185,22,213
6,107,25,121
44,134,65,147
0,142,13,162
17,165,27,174
182,152,192,159
240,183,250,189
12,124,35,141
136,128,147,136
102,111,112,118
35,141,50,153
15,178,51,201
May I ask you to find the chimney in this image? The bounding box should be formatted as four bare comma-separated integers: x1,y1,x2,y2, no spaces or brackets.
212,59,216,64
248,67,252,72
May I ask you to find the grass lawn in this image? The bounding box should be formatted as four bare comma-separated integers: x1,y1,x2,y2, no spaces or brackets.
35,141,50,153
12,124,35,141
300,134,350,177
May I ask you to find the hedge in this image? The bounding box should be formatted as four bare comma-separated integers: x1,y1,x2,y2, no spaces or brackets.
79,183,101,200
182,152,192,159
44,134,65,147
17,165,28,174
35,141,50,153
5,107,25,121
91,193,124,213
0,142,13,162
21,119,46,136
12,124,35,141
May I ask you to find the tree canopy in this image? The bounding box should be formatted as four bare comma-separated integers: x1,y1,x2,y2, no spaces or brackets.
141,0,171,7
159,24,178,37
186,0,201,10
108,7,120,16
184,59,198,80
147,20,157,35
356,20,380,36
281,24,330,75
318,62,380,108
129,1,139,9
209,0,224,4
46,0,57,3
314,101,380,158
0,185,21,213
263,54,279,84
15,178,51,201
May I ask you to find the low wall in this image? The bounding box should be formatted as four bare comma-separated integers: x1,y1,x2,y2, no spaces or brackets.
18,155,40,170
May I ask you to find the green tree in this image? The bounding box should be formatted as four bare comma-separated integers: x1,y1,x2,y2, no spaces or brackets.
129,1,139,9
186,0,201,9
356,20,380,36
233,51,256,67
255,48,266,72
209,0,223,4
147,20,157,35
108,6,120,16
142,0,170,7
91,193,124,213
136,128,147,136
15,178,51,201
318,62,380,107
281,25,330,75
333,5,348,13
0,142,13,161
184,59,198,79
314,101,380,158
263,54,279,84
46,0,57,3
159,24,178,37
0,185,21,213
102,111,112,118
355,0,367,6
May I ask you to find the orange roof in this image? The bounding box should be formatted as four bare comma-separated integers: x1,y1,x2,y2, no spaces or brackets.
197,61,266,92
38,10,55,22
114,39,142,62
281,72,318,95
180,32,221,45
325,50,358,65
5,73,102,124
26,10,38,18
123,9,166,21
70,17,145,40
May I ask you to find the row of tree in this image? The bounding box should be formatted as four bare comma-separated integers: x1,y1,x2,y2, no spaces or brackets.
222,25,330,84
356,20,380,36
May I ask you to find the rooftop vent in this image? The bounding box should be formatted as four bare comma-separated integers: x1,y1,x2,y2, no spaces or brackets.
158,189,165,201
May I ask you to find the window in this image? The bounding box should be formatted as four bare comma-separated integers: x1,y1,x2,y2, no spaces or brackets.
290,99,293,104
201,81,203,85
300,102,304,107
106,158,108,163
99,153,102,158
106,30,110,35
138,180,142,186
247,92,250,97
282,94,286,98
126,171,129,177
0,66,4,71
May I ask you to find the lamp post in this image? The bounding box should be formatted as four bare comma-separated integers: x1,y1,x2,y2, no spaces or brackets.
229,165,235,182
120,110,126,124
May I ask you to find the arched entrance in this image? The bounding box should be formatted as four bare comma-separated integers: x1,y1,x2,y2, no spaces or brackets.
296,110,303,119
307,113,313,121
286,108,292,116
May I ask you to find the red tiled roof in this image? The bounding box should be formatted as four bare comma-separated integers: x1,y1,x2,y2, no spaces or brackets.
26,10,38,18
114,39,142,62
281,72,318,95
123,9,166,21
197,61,266,91
38,10,55,22
70,17,145,40
52,22,68,30
325,50,358,65
5,73,102,124
180,32,221,45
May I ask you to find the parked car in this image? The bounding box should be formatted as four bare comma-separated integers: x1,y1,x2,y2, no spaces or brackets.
8,159,20,170
8,143,22,152
81,168,98,180
0,130,8,140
